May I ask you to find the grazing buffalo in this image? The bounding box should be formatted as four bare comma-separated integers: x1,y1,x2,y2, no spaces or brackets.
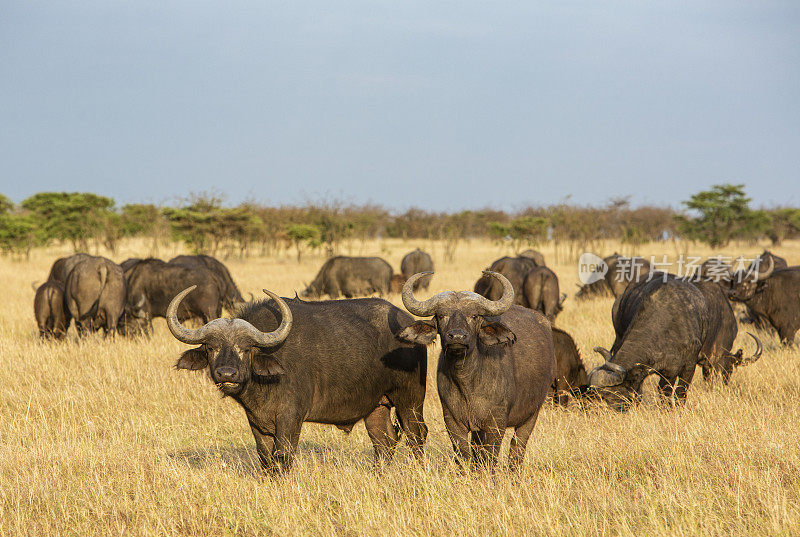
400,249,434,291
518,249,546,266
398,271,555,471
119,258,223,335
34,280,70,339
575,254,652,300
64,256,126,337
474,256,538,306
575,253,620,300
119,258,143,273
729,262,800,345
169,254,247,310
522,266,565,322
550,327,587,406
47,253,93,284
167,287,427,474
693,280,762,383
604,255,652,297
303,256,393,299
588,277,711,410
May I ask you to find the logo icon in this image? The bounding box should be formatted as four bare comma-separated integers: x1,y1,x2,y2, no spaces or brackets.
578,253,608,285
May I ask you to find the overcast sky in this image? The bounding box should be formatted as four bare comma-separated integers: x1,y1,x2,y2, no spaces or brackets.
1,1,798,211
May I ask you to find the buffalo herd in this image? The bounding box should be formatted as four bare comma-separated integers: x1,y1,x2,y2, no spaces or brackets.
30,246,798,473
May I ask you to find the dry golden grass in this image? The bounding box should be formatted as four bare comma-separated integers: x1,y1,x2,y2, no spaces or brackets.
1,238,799,536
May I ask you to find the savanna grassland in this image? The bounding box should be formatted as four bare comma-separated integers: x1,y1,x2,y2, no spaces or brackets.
1,238,799,536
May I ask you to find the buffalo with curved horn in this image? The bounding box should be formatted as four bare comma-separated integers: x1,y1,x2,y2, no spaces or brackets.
728,257,800,346
692,279,763,383
587,276,724,410
397,271,555,471
168,286,428,474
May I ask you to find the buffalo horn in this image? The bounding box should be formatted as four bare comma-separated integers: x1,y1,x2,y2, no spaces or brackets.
739,332,763,365
593,347,627,376
166,286,293,347
401,272,441,317
469,271,515,316
756,256,775,281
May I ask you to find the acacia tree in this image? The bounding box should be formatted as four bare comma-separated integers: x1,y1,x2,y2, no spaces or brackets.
0,194,12,215
676,184,769,247
765,208,800,245
20,192,117,251
0,196,46,258
286,224,321,262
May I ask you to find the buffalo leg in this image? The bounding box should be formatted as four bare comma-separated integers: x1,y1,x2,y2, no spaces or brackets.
699,359,713,382
273,414,303,473
672,366,695,405
102,311,117,338
508,409,540,472
472,425,504,470
394,404,427,462
364,404,400,466
442,410,471,469
779,325,797,346
250,424,277,474
657,376,677,401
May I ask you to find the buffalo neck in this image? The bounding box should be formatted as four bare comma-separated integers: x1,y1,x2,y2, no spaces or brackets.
438,345,505,397
231,379,282,433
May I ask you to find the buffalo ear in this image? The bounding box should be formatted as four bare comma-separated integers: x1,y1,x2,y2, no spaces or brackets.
252,354,285,379
397,320,437,345
478,321,516,346
175,348,207,370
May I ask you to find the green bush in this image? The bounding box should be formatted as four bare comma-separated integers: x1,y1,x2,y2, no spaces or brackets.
676,184,768,247
20,192,117,251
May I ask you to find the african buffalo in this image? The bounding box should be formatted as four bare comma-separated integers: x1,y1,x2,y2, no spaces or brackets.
400,249,434,291
169,254,247,310
167,287,427,474
550,327,587,406
575,253,620,300
737,252,790,331
119,258,223,335
47,253,92,284
575,254,652,300
64,256,126,337
588,277,711,410
522,266,565,322
693,280,762,383
729,261,800,345
119,258,143,273
303,256,393,299
604,255,652,297
753,250,788,271
474,256,538,306
34,280,70,339
518,249,545,266
398,271,555,471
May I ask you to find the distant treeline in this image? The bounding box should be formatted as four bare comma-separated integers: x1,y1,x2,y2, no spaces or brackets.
1,185,798,259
